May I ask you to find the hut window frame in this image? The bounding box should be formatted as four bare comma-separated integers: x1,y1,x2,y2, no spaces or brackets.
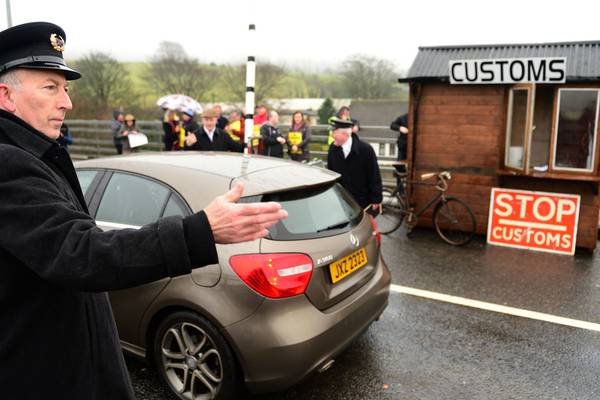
503,85,600,177
504,86,531,170
552,88,600,173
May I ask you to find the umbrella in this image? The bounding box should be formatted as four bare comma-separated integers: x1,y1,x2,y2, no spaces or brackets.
156,94,203,115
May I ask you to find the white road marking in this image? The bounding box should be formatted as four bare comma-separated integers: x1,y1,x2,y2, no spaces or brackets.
391,284,600,332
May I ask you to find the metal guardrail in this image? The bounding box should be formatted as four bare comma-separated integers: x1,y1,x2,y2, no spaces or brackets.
65,120,400,184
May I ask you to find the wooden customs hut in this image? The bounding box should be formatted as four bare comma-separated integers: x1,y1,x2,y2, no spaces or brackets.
400,41,600,251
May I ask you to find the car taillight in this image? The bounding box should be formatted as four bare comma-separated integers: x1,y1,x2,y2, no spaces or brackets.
229,253,313,298
369,214,381,246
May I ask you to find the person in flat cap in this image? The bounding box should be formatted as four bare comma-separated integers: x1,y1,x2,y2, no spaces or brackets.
0,22,287,400
183,107,244,152
327,116,383,213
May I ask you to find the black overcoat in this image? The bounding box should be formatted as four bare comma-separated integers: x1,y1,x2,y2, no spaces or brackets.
185,126,243,152
0,110,218,399
390,113,408,161
260,123,284,158
327,134,383,209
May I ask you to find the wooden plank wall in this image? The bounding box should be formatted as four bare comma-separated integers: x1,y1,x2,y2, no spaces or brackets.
408,83,505,234
407,82,599,251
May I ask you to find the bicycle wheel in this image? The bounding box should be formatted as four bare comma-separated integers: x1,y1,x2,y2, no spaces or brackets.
433,196,476,246
374,187,407,234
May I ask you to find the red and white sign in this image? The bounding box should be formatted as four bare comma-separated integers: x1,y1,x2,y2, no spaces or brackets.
487,188,580,255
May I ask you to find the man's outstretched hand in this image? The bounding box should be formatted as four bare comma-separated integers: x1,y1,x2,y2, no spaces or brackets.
204,181,288,244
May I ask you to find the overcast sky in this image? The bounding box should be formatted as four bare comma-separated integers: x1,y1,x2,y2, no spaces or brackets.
4,0,599,73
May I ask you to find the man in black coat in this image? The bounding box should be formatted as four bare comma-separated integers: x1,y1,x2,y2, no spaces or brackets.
184,107,243,152
260,110,286,158
214,104,229,130
390,113,409,161
0,22,286,400
327,117,383,213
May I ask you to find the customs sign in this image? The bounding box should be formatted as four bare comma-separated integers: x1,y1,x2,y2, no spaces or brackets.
449,57,566,84
487,188,580,255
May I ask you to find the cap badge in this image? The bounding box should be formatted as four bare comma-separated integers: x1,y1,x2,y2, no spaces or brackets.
50,33,65,52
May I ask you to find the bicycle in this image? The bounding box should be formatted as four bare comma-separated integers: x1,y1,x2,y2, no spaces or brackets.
374,163,476,246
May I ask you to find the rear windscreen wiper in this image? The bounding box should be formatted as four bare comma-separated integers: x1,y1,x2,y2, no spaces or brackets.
317,221,349,233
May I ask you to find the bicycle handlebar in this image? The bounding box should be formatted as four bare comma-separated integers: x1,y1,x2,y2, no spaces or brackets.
436,171,450,192
402,170,452,192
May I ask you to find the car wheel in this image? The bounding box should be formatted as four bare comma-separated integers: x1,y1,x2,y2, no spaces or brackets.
153,311,240,400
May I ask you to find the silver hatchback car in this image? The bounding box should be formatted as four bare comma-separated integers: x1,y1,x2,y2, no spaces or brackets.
75,152,391,400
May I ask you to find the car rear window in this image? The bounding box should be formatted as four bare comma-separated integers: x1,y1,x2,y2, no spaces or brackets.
262,183,362,240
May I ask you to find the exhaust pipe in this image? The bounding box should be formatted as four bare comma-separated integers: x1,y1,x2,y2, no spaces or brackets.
318,359,335,373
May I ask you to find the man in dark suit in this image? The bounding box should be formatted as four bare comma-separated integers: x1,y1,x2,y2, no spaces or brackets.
327,117,382,213
184,107,243,152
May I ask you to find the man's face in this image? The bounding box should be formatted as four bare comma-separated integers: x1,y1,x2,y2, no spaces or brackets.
8,69,72,139
270,113,279,125
202,116,217,130
332,128,350,146
339,110,350,120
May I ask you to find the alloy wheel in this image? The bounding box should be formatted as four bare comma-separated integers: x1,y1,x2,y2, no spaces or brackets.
160,322,223,400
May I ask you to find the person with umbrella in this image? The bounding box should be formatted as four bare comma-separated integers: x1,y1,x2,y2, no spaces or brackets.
162,109,180,151
156,94,202,151
175,107,201,150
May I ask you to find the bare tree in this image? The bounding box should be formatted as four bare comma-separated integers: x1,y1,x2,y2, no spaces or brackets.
69,52,134,118
220,62,286,103
340,54,398,99
144,41,217,101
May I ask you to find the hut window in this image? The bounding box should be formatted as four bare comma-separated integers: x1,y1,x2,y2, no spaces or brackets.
529,86,555,171
505,88,529,169
553,89,600,172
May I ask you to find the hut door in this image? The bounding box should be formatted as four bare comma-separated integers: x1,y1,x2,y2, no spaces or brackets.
505,85,534,171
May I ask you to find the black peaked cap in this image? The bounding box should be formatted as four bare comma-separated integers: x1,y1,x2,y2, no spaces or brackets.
329,116,355,130
0,22,81,80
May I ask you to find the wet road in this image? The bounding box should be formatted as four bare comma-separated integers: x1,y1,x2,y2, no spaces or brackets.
128,228,600,399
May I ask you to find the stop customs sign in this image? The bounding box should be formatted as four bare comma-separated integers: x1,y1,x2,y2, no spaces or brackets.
487,188,581,255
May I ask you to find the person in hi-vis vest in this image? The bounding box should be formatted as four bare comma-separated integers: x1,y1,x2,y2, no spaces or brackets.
287,111,311,162
327,105,360,145
251,105,268,153
225,110,244,142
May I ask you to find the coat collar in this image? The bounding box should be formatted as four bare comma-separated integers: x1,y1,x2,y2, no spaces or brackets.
332,133,361,158
0,109,56,158
201,126,222,137
348,133,361,156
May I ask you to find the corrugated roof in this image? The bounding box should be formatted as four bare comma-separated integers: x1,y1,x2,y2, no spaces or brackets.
403,41,600,82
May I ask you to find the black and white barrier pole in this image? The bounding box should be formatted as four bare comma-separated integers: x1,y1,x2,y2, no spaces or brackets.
5,0,13,27
244,24,256,155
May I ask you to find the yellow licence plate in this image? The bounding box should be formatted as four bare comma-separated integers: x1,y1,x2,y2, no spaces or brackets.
329,248,368,284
